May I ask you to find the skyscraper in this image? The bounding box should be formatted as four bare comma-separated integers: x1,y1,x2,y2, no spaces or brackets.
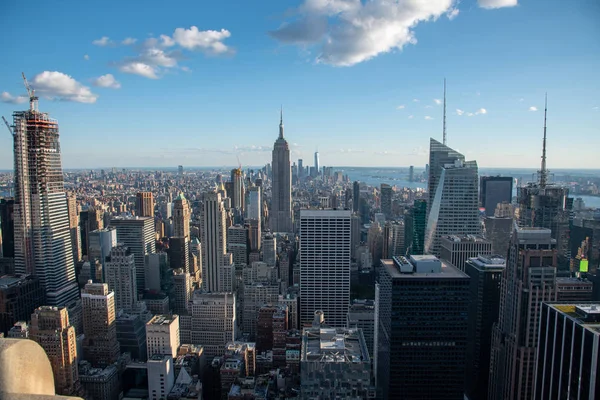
299,209,351,327
104,245,138,311
439,234,492,271
489,225,557,400
380,184,392,220
230,167,245,211
352,181,360,213
110,216,155,291
374,255,469,399
30,305,81,396
405,199,427,255
11,94,79,306
81,281,120,367
201,191,234,292
464,255,506,400
146,314,180,359
425,138,480,256
66,194,81,263
314,151,320,176
136,192,154,218
0,198,15,259
270,110,293,233
246,186,261,221
173,193,191,239
480,176,513,216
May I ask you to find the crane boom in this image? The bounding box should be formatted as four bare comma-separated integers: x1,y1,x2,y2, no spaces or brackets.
22,72,38,111
2,116,14,137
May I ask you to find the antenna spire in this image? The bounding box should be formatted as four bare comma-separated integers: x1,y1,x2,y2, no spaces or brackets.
443,78,447,145
539,93,548,188
278,105,284,139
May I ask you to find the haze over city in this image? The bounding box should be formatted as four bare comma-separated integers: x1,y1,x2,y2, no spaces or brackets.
1,0,599,169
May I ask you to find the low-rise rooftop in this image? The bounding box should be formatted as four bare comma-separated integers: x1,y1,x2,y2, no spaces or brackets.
301,327,369,364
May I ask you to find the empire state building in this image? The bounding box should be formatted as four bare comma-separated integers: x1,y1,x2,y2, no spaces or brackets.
270,110,293,233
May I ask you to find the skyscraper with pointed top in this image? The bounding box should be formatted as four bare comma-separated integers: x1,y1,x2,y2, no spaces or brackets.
270,108,293,233
517,96,571,266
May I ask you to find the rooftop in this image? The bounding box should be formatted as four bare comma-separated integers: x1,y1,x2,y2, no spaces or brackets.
383,256,468,279
301,327,369,364
548,303,600,332
466,255,506,269
147,314,178,326
441,234,489,243
0,274,37,289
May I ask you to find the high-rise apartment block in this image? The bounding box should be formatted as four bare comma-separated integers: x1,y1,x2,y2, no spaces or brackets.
464,255,505,400
81,281,120,366
105,245,138,311
534,303,600,399
489,226,557,400
300,210,351,328
375,255,469,399
110,216,155,291
136,192,154,218
146,314,180,358
425,139,480,256
270,112,293,233
440,234,492,271
30,306,81,396
480,176,513,216
11,98,79,306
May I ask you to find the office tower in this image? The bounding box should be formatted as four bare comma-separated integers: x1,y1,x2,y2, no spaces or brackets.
314,151,320,175
262,233,276,267
78,362,120,400
227,225,248,267
483,202,514,257
300,210,351,328
246,186,261,221
172,269,192,314
518,102,571,267
0,198,15,258
10,96,79,306
189,238,202,283
201,191,234,292
110,216,155,290
346,299,375,358
0,274,45,335
243,277,279,339
270,110,293,233
230,168,245,211
352,181,360,213
104,245,138,311
144,252,170,292
298,159,304,180
555,277,593,302
146,314,180,358
464,255,506,400
380,184,392,219
279,250,291,293
173,193,191,239
300,326,374,399
387,220,405,258
136,192,154,217
405,199,427,255
143,292,170,315
81,207,104,258
375,255,470,399
534,303,600,399
480,176,513,216
30,306,81,396
186,291,236,358
116,310,148,361
439,234,492,271
256,304,278,352
160,201,173,221
178,165,183,175
425,138,480,256
147,354,175,400
81,282,120,366
66,194,81,263
246,219,261,252
88,227,117,281
489,226,557,400
169,236,189,272
351,213,361,259
409,165,414,182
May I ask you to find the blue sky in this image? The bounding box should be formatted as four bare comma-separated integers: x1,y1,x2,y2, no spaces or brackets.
0,0,599,169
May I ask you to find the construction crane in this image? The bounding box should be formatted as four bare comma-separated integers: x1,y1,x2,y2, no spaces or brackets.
22,72,38,112
2,116,13,137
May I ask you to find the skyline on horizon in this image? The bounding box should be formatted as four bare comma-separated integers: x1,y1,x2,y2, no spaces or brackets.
1,0,599,170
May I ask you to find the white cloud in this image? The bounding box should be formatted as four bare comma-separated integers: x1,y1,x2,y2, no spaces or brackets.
413,98,420,102
434,99,442,105
92,36,112,46
424,116,434,120
466,112,474,117
31,71,98,103
83,54,90,61
181,66,192,72
1,91,28,104
408,115,414,119
518,97,524,102
119,62,159,79
396,105,405,109
456,108,464,116
478,0,518,9
425,105,433,109
92,74,121,89
475,108,487,115
269,0,464,66
171,26,232,54
122,37,137,45
136,48,178,67
592,106,598,110
529,106,538,111
447,7,460,19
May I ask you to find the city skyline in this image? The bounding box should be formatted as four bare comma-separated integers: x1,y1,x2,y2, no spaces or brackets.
1,0,599,170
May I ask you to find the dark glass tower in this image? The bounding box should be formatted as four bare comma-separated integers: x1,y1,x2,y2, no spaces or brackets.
480,176,513,216
405,199,427,255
